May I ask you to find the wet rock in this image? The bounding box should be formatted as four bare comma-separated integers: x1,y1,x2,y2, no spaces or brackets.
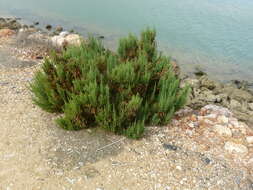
231,80,252,90
55,26,63,32
213,125,232,137
224,141,248,154
98,35,105,39
0,18,22,30
194,67,207,77
223,87,253,102
22,24,29,29
8,19,22,30
69,29,75,33
46,24,52,30
184,74,253,127
199,76,218,90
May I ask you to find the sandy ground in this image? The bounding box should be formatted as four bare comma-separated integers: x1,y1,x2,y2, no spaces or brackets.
0,34,252,190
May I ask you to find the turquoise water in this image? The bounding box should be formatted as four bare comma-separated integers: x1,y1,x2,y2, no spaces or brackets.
0,0,253,81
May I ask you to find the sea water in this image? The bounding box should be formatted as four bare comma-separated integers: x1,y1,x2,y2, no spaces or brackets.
0,0,253,81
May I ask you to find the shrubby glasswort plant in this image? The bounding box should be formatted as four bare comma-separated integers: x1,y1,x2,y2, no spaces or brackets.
30,28,189,139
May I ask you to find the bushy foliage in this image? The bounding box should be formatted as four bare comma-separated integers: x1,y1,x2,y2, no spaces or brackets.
30,28,189,139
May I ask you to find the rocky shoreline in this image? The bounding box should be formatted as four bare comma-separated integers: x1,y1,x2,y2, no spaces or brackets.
183,74,253,127
1,16,252,128
1,17,253,189
1,16,253,126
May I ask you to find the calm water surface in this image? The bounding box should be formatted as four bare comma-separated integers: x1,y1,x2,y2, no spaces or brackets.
0,0,253,81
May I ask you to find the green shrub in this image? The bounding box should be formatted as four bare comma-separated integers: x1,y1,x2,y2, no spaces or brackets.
30,28,189,139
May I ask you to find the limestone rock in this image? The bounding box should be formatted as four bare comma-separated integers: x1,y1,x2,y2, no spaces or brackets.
223,87,253,102
51,33,83,48
51,35,66,48
202,105,233,117
59,31,69,37
183,78,199,89
65,34,82,46
224,141,248,154
213,125,232,137
186,74,253,127
199,76,217,90
230,99,241,109
0,18,21,30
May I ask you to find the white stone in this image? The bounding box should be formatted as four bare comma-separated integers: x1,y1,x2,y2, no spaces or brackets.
246,136,253,144
230,120,240,128
51,35,66,48
213,125,232,137
204,114,217,120
59,31,69,37
176,165,182,170
51,33,83,48
19,28,25,33
65,34,82,46
230,121,247,134
188,123,195,128
217,115,229,124
224,141,248,154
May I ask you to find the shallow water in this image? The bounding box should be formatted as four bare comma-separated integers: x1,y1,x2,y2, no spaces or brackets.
0,0,253,81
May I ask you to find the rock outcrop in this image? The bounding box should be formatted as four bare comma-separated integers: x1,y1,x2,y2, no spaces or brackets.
0,18,22,30
51,32,83,48
183,75,253,127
